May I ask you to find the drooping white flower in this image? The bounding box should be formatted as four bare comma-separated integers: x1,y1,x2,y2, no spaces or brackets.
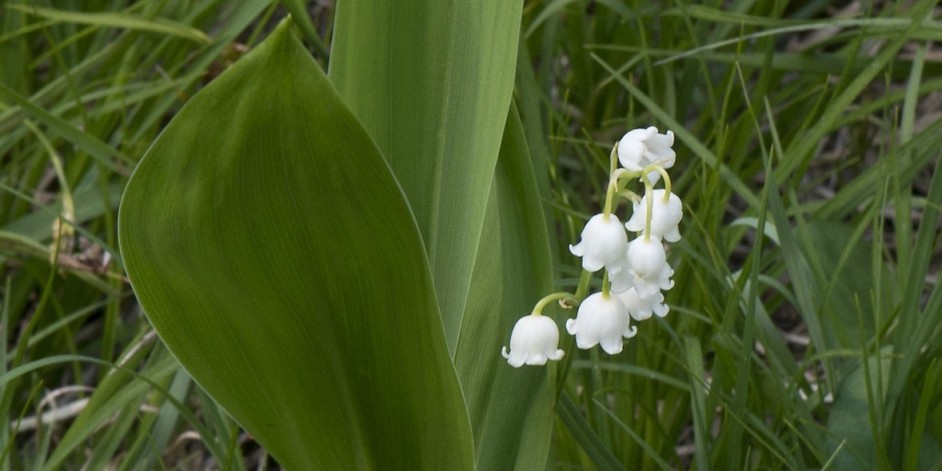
616,287,670,321
502,314,565,368
617,127,675,182
632,266,674,297
609,263,634,294
627,237,667,279
626,237,674,296
625,190,683,242
569,213,628,274
566,292,637,355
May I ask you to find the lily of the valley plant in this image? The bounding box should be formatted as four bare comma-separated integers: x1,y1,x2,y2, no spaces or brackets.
503,127,683,364
118,0,684,464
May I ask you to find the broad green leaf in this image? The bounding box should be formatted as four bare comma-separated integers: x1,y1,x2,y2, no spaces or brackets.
826,351,893,470
328,0,524,354
796,222,891,350
454,104,555,470
118,21,473,470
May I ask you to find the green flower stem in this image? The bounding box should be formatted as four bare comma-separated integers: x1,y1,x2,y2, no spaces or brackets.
658,167,672,199
601,270,610,297
619,189,642,204
602,169,628,218
608,142,618,175
532,292,578,315
641,163,672,200
573,269,593,301
601,144,619,218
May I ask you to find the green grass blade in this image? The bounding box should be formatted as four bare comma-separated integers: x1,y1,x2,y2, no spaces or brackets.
590,53,760,210
0,82,130,173
767,182,833,391
684,336,711,470
557,392,627,471
890,144,942,403
903,359,940,471
5,4,209,43
278,0,330,60
776,0,936,182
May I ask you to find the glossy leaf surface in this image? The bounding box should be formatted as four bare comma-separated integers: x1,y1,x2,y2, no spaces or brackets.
119,21,473,470
454,105,557,470
329,0,524,353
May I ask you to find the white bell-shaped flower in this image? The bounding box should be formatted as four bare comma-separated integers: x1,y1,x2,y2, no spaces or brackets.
625,190,683,242
608,263,634,294
627,237,667,279
627,237,674,296
633,264,674,297
569,213,628,274
502,314,565,368
616,287,670,321
617,127,675,182
566,292,637,355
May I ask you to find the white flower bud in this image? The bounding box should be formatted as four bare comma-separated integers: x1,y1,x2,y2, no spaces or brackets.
569,214,628,274
502,314,565,367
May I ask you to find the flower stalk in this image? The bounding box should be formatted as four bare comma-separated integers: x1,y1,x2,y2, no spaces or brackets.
502,125,682,366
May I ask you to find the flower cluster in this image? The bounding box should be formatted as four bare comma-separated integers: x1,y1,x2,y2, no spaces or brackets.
502,127,682,367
